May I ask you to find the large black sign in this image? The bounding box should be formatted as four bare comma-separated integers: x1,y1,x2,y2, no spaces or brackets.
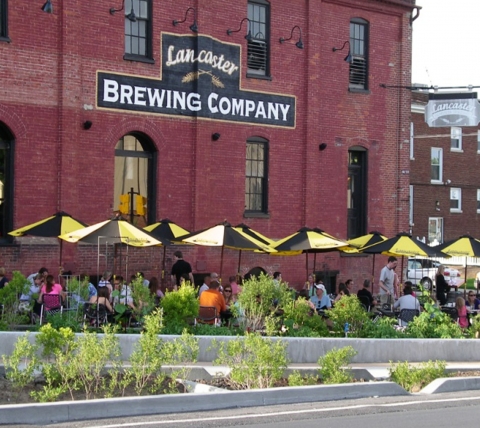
97,33,296,128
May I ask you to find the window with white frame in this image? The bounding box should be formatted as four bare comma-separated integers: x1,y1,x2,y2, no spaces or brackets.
450,187,462,212
477,189,480,213
409,185,414,226
431,147,443,183
451,127,462,150
477,131,480,152
410,122,414,159
428,217,443,245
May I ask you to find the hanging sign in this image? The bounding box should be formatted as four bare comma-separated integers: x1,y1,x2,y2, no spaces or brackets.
425,92,480,127
97,33,296,128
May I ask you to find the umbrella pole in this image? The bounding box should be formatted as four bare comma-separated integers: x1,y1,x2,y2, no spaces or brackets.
305,253,309,278
400,256,404,297
162,246,166,288
238,250,242,275
220,246,224,283
59,238,63,273
372,254,376,294
465,257,468,299
313,253,317,272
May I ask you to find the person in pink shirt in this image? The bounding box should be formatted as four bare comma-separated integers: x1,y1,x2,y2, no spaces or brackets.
228,275,242,296
456,297,469,329
38,274,64,311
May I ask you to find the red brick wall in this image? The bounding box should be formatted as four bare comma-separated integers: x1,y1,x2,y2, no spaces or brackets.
0,0,415,289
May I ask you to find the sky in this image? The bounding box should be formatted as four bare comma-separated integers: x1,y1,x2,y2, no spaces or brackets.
412,0,480,89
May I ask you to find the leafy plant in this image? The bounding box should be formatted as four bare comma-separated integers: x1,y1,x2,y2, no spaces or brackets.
213,333,289,389
318,346,357,384
288,370,318,386
130,274,156,322
389,360,447,392
327,295,370,337
235,273,293,332
406,302,464,338
36,324,76,361
281,298,330,336
2,333,39,390
362,316,405,338
0,271,32,329
160,283,199,330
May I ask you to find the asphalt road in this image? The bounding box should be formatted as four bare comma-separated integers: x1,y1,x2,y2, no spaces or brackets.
7,390,479,428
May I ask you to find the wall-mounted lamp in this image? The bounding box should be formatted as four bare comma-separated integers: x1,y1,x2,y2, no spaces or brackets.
212,133,221,141
227,18,252,41
110,0,137,22
435,200,440,211
41,0,53,13
445,179,451,185
172,7,198,33
319,143,327,151
83,121,93,130
332,41,352,63
279,25,304,49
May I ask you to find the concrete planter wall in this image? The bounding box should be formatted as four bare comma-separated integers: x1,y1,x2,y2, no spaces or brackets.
0,332,478,363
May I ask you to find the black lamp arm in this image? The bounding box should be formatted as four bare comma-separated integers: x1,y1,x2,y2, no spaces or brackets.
227,17,251,36
279,25,302,43
173,7,197,26
332,40,350,52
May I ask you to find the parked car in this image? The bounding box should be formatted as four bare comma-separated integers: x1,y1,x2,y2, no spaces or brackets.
406,258,462,290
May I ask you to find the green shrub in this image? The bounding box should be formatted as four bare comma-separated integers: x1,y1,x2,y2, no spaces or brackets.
213,333,289,389
287,370,318,386
281,298,330,336
318,346,357,384
2,333,39,390
235,273,294,331
362,316,405,338
192,323,244,336
406,302,464,338
327,295,370,337
160,283,199,330
0,271,32,329
389,360,447,392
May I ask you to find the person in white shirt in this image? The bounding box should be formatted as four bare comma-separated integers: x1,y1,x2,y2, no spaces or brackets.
198,274,211,297
394,284,421,326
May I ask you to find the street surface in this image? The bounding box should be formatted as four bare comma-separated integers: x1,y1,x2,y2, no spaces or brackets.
5,390,480,428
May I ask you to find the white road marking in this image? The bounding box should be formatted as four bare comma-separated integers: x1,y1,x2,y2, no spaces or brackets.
88,395,480,428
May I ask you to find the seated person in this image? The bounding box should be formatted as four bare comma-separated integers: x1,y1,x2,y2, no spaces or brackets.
198,274,211,297
199,280,230,323
98,271,113,294
308,283,332,312
393,284,421,326
357,279,377,309
38,275,64,311
466,291,480,310
112,275,135,310
88,286,113,313
456,296,469,329
334,282,350,303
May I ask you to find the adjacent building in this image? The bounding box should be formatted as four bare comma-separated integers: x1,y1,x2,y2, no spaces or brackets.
0,0,417,289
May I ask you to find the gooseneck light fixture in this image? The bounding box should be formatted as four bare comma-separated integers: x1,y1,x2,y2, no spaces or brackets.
173,7,198,33
41,0,53,13
332,41,352,63
227,17,252,41
279,25,304,49
110,0,137,22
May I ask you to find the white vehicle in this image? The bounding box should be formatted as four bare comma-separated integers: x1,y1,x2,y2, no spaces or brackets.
406,258,462,290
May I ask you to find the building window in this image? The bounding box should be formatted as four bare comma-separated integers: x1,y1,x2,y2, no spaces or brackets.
431,147,443,183
349,18,369,90
247,0,270,77
450,187,462,212
428,217,443,245
451,127,462,151
124,0,152,62
477,189,480,213
347,148,367,239
0,123,13,243
0,0,8,41
477,131,480,153
409,185,414,227
245,137,268,214
114,134,156,225
410,122,414,159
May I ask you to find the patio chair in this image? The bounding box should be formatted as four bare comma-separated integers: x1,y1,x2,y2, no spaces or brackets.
441,306,459,322
39,294,63,325
196,306,219,326
83,303,109,327
357,295,371,312
398,308,420,326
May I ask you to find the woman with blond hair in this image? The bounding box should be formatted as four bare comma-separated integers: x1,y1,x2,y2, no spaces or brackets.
435,264,448,306
456,297,469,329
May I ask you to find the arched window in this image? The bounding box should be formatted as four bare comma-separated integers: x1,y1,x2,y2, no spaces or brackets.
114,133,156,225
0,123,13,242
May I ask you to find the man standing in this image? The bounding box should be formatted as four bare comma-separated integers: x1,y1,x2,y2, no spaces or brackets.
171,251,194,287
379,256,398,305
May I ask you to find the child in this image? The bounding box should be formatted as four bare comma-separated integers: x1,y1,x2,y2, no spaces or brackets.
456,296,469,329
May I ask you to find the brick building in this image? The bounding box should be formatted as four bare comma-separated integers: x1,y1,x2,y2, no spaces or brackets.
0,0,416,290
410,91,480,244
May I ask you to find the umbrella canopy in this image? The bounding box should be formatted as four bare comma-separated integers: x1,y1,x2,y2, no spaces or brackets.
435,234,480,298
144,218,190,244
272,227,349,252
181,221,276,279
347,231,388,249
59,217,162,247
9,211,87,237
361,232,446,258
9,211,88,269
144,218,191,286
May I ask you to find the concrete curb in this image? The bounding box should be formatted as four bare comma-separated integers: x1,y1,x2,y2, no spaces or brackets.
420,376,480,394
0,382,409,425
